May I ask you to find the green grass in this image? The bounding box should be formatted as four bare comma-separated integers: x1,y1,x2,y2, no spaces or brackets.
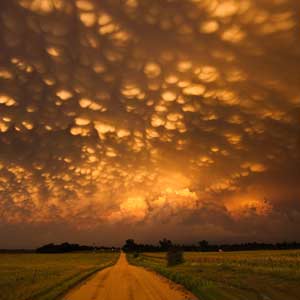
0,251,119,300
128,250,300,300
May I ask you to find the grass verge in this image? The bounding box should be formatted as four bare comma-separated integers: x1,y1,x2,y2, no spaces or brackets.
127,251,300,300
0,252,119,300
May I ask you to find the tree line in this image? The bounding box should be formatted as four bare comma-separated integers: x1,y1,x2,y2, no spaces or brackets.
32,239,300,253
122,238,300,252
36,242,117,253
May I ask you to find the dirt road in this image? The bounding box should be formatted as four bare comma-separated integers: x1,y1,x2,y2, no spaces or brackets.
64,252,197,300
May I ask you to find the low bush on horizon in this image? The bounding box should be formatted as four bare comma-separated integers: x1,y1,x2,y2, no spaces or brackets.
128,250,300,300
0,251,119,300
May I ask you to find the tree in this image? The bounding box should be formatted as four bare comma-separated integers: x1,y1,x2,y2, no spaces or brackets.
123,239,138,252
198,240,209,251
159,238,173,251
167,247,184,266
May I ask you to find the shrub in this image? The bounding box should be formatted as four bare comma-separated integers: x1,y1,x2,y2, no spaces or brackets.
167,248,184,266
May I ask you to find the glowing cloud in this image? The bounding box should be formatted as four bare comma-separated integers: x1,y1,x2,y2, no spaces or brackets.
0,0,300,246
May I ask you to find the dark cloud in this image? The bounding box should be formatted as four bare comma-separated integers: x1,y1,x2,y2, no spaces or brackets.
0,0,300,247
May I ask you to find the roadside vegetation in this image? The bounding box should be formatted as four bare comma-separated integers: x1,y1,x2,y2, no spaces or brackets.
128,250,300,300
0,251,119,300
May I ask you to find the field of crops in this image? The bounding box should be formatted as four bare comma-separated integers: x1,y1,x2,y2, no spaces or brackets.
0,251,119,300
128,250,300,300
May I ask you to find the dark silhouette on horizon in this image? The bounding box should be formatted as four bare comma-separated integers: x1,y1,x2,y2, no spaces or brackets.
121,239,300,253
3,239,296,254
35,242,118,253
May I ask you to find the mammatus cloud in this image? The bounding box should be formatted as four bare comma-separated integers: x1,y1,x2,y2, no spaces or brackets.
0,0,300,247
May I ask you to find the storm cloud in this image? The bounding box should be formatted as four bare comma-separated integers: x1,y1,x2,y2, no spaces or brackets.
0,0,300,247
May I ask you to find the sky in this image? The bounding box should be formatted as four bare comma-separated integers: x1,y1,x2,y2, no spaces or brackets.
0,0,300,248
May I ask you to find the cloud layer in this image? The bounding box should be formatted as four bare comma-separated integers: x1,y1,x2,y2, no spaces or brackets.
0,0,300,247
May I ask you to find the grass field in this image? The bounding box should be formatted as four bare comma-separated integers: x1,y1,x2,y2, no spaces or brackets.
128,250,300,300
0,251,119,300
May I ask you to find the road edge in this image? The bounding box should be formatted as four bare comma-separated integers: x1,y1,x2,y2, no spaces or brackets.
126,253,199,300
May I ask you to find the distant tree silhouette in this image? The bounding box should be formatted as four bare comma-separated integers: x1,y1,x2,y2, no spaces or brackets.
159,238,173,251
121,239,300,253
123,239,138,252
36,242,90,253
36,242,117,253
198,240,209,251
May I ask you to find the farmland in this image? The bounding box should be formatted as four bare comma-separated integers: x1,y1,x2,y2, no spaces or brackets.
128,250,300,300
0,251,119,300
